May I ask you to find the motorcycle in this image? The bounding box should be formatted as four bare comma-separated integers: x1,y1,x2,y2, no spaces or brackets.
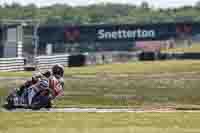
3,86,52,110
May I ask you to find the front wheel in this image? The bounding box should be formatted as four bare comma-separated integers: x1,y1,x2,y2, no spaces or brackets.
3,96,15,110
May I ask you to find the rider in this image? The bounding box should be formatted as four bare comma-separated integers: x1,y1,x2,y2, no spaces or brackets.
49,64,65,99
17,70,51,96
21,64,65,106
27,79,49,105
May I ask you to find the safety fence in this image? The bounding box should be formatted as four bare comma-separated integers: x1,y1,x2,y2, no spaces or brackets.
0,54,69,72
1,51,200,71
35,54,69,70
139,52,200,61
0,57,24,71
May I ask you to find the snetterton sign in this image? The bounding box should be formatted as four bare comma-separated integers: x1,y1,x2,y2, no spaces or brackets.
97,29,156,40
38,22,199,43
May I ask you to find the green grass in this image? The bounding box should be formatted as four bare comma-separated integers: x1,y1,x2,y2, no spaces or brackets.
54,77,200,107
0,71,32,77
1,73,200,108
65,60,200,75
1,60,200,77
0,112,200,133
1,60,200,107
161,44,200,53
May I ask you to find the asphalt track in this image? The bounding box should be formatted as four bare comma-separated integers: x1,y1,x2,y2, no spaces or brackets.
1,107,200,112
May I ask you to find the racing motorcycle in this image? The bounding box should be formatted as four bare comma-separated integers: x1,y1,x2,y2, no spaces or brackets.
3,81,52,110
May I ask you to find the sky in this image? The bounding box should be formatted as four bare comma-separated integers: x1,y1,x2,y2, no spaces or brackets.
1,0,199,8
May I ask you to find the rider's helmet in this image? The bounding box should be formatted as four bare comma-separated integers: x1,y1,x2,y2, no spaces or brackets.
52,64,64,79
42,70,51,78
32,72,42,84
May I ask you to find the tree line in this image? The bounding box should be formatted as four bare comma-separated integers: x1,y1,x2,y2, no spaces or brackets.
1,1,200,25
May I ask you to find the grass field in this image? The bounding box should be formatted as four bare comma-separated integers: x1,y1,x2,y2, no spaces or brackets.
1,60,200,133
161,43,200,53
55,76,200,108
0,71,32,77
0,112,200,133
1,60,200,77
64,60,200,75
1,60,200,108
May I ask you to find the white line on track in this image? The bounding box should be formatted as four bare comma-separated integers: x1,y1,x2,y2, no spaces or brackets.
1,108,200,112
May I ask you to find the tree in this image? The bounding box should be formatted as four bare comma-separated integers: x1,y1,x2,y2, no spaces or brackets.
0,2,199,25
140,1,150,10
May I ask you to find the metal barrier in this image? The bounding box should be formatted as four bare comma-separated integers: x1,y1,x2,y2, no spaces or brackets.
0,57,24,71
35,54,69,70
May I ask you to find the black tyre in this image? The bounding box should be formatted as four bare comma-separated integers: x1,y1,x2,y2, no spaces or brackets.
3,96,15,110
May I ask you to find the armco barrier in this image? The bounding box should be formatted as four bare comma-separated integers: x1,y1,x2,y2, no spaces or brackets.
138,52,158,61
68,54,86,67
179,53,200,59
35,54,69,70
160,52,200,60
0,57,24,71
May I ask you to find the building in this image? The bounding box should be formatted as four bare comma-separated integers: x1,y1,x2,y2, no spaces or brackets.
1,21,200,58
0,23,23,58
37,22,200,54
